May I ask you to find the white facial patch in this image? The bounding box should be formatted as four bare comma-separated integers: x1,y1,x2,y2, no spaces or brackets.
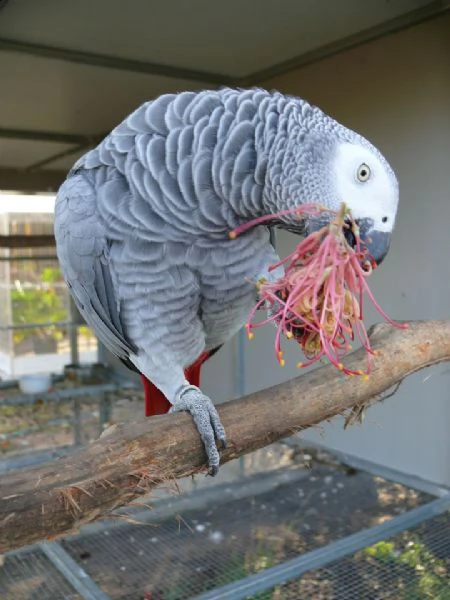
333,142,399,233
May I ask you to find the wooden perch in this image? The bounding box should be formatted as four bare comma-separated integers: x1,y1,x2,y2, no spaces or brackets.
2,320,450,554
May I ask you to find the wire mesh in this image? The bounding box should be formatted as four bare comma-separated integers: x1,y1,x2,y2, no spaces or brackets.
60,467,432,599
0,388,99,456
0,248,98,379
259,510,450,599
0,547,82,600
0,381,143,461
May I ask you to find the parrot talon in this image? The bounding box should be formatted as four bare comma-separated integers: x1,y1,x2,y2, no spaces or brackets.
170,384,226,475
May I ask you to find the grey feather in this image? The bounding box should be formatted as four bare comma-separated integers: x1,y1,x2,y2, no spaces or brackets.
55,87,398,398
55,174,137,361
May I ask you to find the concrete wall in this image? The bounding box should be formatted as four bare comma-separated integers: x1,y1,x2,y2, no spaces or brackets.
204,14,450,486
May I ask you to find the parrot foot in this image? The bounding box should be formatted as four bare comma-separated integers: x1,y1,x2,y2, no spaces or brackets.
170,385,226,476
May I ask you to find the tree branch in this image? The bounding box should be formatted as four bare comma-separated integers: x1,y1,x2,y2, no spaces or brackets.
1,320,449,553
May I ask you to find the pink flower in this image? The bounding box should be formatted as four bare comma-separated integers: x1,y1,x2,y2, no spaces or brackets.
230,204,406,377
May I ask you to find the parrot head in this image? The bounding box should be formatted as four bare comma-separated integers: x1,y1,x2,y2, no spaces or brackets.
266,120,399,268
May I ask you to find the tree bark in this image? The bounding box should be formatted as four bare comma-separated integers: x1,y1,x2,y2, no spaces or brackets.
1,320,449,554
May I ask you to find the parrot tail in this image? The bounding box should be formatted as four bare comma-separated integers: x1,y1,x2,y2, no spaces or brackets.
142,375,172,416
142,346,223,417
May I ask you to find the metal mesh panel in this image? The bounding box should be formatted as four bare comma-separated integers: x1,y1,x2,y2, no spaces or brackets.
0,548,82,600
61,467,431,599
0,250,97,378
1,387,82,457
0,383,141,462
262,510,450,599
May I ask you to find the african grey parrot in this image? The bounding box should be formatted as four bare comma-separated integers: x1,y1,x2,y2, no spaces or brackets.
54,88,399,474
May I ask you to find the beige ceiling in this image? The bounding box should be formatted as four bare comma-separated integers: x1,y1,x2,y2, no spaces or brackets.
0,0,446,191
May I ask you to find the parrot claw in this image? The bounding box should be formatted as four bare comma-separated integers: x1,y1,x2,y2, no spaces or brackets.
170,385,226,476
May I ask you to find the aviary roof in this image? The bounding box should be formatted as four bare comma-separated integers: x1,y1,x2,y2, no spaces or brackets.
0,0,442,190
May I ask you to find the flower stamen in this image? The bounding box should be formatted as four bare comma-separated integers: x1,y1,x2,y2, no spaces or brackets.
232,203,406,377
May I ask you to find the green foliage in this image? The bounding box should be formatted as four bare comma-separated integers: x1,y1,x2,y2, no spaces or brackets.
364,537,450,599
365,540,397,563
11,267,68,344
40,267,63,284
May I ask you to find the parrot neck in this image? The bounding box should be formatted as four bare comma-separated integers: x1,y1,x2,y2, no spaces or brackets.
219,97,291,227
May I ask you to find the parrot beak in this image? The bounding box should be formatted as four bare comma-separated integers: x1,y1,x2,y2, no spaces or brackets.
362,230,391,266
306,215,391,267
348,218,391,267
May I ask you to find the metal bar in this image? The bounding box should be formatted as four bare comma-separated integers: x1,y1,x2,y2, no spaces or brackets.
0,37,234,85
193,494,450,600
27,143,87,171
98,392,112,435
0,444,75,474
0,320,72,331
39,541,111,600
0,126,101,146
0,233,55,248
0,167,66,192
0,254,58,261
343,454,450,499
96,341,109,366
69,297,80,365
341,454,450,498
242,0,450,85
0,380,138,406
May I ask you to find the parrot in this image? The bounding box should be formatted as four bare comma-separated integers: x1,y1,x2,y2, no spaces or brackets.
54,88,399,475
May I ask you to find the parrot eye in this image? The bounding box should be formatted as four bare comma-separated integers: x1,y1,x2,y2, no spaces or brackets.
356,163,371,182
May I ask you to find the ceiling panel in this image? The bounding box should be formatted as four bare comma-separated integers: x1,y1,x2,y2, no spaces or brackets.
0,138,74,168
0,0,437,78
0,52,204,134
0,0,444,181
39,148,89,172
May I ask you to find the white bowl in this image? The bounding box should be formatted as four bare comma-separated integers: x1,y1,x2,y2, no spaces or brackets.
18,373,52,395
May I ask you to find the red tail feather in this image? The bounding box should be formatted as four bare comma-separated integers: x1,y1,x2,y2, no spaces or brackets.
142,351,213,417
184,350,210,387
141,375,171,417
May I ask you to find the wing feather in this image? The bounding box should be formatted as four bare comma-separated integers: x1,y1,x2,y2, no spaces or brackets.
54,175,137,362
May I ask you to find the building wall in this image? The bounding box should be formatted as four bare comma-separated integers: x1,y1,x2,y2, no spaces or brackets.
238,13,450,486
